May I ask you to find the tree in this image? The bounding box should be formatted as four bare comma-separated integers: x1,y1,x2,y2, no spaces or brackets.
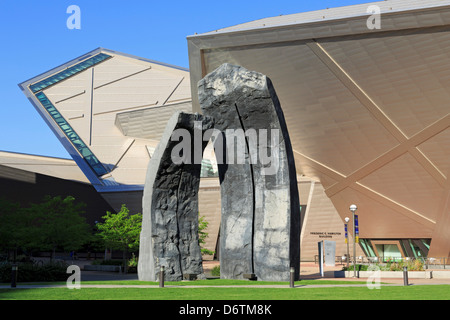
198,213,215,256
95,204,142,273
0,198,25,261
30,196,92,260
0,196,92,261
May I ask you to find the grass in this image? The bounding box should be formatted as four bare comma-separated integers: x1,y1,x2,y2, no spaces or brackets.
1,285,449,300
71,278,368,286
0,279,449,300
1,278,367,287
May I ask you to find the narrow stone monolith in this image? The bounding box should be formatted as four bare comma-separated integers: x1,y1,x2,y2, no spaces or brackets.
198,63,301,281
138,111,213,281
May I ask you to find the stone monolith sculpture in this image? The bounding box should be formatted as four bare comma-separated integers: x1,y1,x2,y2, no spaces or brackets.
138,111,213,281
198,64,301,281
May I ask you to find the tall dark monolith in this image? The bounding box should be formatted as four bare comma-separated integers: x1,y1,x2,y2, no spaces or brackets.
198,64,301,281
138,111,213,281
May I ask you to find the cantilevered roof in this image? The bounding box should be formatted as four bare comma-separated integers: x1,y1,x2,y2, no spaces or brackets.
19,48,192,192
201,0,450,35
0,151,89,183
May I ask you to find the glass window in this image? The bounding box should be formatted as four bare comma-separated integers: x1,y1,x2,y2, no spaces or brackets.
30,53,111,93
360,239,376,257
375,244,402,262
409,239,431,258
35,92,108,177
409,240,420,258
383,244,402,262
30,53,111,178
200,159,219,177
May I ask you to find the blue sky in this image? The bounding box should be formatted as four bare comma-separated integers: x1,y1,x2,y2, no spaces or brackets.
0,0,371,159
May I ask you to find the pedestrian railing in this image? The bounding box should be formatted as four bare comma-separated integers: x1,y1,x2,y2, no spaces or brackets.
314,255,449,269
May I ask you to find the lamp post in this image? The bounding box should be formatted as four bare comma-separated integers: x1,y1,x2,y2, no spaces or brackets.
349,204,357,278
344,217,350,270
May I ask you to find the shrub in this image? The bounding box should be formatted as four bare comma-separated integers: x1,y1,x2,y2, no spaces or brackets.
91,259,124,266
342,259,424,272
343,264,367,271
0,261,69,282
389,259,424,271
211,265,220,277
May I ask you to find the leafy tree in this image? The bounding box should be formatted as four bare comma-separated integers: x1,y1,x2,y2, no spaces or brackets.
198,213,215,256
95,204,142,272
0,198,24,261
0,196,91,261
30,196,92,260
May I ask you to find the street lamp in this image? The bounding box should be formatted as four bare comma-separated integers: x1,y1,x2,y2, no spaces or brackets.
344,217,350,270
349,204,357,278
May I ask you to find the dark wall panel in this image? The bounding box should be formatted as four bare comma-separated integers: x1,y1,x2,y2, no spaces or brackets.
0,165,115,225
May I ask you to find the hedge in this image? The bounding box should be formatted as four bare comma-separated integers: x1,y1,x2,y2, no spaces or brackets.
0,261,69,282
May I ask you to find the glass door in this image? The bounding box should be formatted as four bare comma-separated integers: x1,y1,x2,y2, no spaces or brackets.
371,240,405,262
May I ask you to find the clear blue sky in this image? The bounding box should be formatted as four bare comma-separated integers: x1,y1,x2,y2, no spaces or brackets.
0,0,371,159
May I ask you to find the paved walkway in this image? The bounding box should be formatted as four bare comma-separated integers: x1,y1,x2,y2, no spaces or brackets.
298,262,450,285
2,261,449,289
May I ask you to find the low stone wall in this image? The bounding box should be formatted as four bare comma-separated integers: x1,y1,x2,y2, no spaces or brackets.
432,271,450,279
334,270,450,279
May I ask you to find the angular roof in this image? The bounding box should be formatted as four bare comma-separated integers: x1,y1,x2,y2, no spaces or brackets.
200,0,450,35
0,150,88,183
187,0,450,257
19,48,192,192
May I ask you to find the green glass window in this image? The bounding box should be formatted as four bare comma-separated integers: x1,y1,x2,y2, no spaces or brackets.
30,53,111,93
200,159,218,177
376,244,402,262
408,239,431,258
35,92,108,177
360,239,376,257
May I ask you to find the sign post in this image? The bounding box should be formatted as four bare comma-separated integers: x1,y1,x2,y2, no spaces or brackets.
318,241,324,277
345,220,350,269
324,240,336,267
349,204,358,278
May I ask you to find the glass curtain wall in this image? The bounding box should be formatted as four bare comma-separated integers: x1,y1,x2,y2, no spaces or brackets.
359,239,431,262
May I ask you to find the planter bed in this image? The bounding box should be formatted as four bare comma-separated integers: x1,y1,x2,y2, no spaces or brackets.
334,270,450,279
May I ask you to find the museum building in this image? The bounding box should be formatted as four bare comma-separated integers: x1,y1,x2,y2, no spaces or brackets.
11,0,450,262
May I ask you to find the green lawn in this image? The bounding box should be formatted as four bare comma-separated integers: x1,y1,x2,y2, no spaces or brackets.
70,279,367,286
0,279,448,300
0,278,368,287
0,286,448,300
